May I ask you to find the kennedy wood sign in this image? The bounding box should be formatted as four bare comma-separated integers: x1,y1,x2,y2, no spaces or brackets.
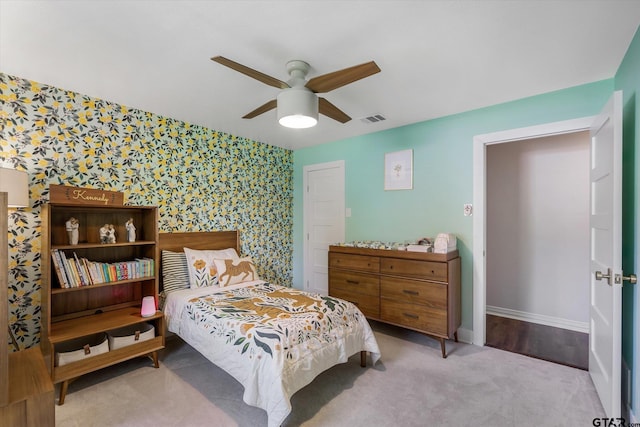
49,184,124,206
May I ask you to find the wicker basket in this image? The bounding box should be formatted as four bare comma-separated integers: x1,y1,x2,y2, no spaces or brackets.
55,333,109,366
107,323,155,350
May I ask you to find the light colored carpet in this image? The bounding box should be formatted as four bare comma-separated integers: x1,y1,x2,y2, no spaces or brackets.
55,321,604,426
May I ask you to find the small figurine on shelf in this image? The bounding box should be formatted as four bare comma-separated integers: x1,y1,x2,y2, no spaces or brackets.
107,224,116,244
125,217,136,243
65,217,79,245
99,224,109,244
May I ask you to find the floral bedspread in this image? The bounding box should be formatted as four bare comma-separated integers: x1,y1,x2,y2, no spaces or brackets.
164,281,381,427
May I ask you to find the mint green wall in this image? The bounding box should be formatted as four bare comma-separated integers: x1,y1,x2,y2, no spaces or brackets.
293,79,614,332
615,24,640,417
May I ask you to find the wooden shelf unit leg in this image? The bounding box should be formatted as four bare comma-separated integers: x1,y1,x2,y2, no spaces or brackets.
360,351,366,367
454,331,458,342
150,351,159,368
58,380,69,405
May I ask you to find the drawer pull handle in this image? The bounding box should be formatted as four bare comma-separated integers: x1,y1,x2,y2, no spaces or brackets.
403,313,418,319
346,279,360,285
403,290,419,296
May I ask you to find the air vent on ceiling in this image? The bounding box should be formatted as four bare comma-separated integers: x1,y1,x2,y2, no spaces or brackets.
360,114,386,124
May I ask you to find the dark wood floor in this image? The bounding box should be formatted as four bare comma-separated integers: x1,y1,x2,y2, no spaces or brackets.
485,314,589,370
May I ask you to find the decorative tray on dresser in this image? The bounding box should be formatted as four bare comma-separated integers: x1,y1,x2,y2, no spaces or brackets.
328,245,461,358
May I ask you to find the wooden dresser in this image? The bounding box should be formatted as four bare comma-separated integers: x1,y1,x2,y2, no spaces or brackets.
328,245,461,357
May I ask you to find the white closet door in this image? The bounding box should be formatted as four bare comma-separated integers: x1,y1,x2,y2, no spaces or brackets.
303,160,345,295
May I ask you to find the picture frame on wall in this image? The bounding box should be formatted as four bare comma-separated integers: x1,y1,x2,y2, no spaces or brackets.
384,149,413,190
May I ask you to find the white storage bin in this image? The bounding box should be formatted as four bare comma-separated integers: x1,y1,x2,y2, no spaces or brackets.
107,323,155,350
55,333,109,367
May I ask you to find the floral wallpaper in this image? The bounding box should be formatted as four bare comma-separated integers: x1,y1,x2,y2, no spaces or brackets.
0,73,293,350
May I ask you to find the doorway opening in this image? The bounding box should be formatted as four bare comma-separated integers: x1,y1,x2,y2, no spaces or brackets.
483,131,590,369
472,116,595,349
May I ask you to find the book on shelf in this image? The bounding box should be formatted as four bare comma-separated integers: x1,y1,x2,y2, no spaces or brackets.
60,250,72,287
91,260,104,284
60,252,78,287
51,249,69,288
58,249,72,288
82,258,96,285
67,256,82,287
51,251,155,289
73,252,89,286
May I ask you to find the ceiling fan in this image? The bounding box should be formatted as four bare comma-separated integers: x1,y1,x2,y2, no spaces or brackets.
211,56,381,128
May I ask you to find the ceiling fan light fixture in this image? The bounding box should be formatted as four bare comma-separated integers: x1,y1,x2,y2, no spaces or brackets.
277,88,318,129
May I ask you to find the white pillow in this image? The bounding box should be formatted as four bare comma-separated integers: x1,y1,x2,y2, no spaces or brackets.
213,257,259,287
183,247,239,289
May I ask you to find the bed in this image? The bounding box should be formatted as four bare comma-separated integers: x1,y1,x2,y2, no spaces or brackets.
158,231,381,427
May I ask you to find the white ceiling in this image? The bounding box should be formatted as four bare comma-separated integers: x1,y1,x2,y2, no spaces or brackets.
1,1,639,150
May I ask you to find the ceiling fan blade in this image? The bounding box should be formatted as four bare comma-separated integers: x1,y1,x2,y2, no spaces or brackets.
242,99,277,119
319,98,351,123
306,61,381,93
212,56,290,90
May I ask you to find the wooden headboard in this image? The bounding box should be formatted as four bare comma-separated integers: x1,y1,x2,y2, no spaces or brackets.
158,231,239,253
157,231,240,291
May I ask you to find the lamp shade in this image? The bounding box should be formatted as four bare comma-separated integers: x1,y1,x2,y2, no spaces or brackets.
0,168,28,207
277,88,318,129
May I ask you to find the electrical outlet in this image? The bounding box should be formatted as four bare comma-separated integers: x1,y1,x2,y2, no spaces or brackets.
463,204,473,216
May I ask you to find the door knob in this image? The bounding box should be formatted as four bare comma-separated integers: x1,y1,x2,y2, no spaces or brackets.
616,273,637,285
595,269,637,286
595,268,613,286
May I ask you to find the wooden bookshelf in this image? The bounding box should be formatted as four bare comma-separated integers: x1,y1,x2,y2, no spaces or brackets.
40,199,164,404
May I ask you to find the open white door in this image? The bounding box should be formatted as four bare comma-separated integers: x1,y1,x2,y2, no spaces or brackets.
589,90,622,418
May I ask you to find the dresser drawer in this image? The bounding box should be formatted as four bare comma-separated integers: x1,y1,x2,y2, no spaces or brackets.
380,277,446,309
330,289,380,318
380,258,447,282
329,252,379,273
329,270,379,297
380,299,447,336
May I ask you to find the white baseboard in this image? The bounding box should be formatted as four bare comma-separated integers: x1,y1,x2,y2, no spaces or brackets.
456,327,473,344
486,305,589,333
